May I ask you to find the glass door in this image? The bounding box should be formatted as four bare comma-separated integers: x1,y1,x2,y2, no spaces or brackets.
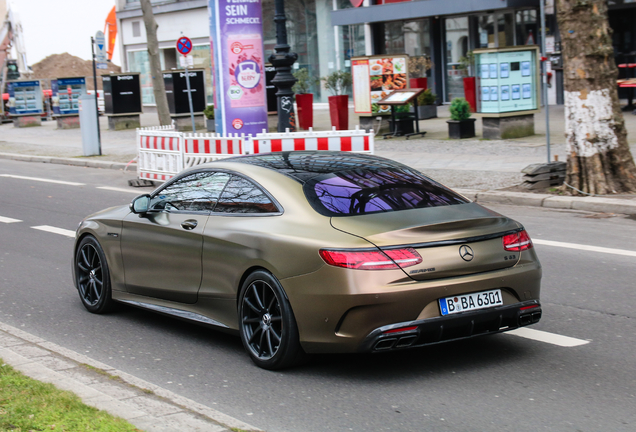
444,16,469,102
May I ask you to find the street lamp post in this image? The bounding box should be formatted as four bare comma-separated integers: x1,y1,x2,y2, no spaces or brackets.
269,0,298,132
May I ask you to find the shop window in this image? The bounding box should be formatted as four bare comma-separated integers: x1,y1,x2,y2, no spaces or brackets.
127,50,154,105
404,20,431,78
516,10,538,46
498,13,515,47
477,15,496,48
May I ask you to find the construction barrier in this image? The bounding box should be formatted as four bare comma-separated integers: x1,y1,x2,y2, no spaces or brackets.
249,126,374,154
136,126,375,182
137,126,182,182
183,133,245,169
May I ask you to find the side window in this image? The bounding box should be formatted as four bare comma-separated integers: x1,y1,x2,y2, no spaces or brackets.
150,171,230,212
214,175,279,214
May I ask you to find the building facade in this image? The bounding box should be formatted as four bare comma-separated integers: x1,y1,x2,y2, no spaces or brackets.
116,0,636,107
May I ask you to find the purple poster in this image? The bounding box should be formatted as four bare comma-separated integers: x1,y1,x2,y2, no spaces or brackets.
208,0,268,135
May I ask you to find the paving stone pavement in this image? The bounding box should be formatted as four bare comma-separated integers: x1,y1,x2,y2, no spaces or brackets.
0,321,261,432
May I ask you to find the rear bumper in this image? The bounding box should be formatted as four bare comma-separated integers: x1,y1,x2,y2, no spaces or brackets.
359,301,542,353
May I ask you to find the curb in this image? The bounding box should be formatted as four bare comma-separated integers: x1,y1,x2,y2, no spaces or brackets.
0,152,136,171
0,321,262,432
456,189,636,215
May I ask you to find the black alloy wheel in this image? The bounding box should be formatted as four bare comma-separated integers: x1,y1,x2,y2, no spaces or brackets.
238,270,306,370
75,236,113,314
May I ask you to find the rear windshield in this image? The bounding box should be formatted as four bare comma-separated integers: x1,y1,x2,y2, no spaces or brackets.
303,168,469,216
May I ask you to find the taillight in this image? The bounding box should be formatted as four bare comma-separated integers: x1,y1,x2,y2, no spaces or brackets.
503,230,533,251
319,247,422,270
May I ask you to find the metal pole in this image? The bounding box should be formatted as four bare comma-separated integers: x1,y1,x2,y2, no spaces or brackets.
184,62,196,132
269,0,298,132
540,0,550,163
91,36,102,156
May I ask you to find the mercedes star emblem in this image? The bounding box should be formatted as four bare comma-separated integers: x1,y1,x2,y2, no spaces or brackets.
459,245,474,262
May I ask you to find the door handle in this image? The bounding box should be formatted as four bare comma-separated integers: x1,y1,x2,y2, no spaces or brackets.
181,219,198,230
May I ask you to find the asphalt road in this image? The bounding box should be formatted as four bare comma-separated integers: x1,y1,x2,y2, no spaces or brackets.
1,159,635,432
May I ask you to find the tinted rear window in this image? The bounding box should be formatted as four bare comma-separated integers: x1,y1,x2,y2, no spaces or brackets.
303,168,469,216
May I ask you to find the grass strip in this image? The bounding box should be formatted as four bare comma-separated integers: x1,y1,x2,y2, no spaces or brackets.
0,359,141,432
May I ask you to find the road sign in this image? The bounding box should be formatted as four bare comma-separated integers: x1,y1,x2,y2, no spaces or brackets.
179,55,194,68
95,31,107,69
177,36,193,56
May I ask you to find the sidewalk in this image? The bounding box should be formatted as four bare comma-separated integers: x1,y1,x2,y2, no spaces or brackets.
1,104,635,214
0,321,261,432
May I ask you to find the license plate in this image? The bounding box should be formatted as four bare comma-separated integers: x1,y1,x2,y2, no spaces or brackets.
439,289,503,316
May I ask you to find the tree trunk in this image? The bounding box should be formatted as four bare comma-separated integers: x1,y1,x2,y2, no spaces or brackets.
557,0,636,194
140,0,171,126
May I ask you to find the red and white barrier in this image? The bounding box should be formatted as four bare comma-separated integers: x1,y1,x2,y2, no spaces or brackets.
249,126,374,155
137,126,182,182
183,133,246,169
136,126,374,183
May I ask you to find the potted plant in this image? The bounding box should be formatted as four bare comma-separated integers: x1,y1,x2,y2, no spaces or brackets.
203,105,215,132
410,89,437,120
293,68,318,130
321,70,351,130
447,97,475,139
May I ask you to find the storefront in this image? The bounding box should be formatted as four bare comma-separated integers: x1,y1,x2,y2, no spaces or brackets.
331,0,543,103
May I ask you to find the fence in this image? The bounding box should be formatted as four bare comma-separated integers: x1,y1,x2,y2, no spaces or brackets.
136,126,375,182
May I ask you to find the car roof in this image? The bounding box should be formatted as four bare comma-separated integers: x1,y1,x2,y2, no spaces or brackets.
223,151,407,183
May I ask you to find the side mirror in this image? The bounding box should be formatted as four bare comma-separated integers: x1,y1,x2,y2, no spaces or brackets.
130,194,151,214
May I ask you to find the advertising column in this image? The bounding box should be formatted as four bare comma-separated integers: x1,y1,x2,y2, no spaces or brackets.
208,0,268,135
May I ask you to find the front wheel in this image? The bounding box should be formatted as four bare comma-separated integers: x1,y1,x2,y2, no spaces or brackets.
238,270,306,370
75,235,114,314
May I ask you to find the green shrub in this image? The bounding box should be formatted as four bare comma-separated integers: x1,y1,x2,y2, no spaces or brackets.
292,68,319,94
203,105,215,120
321,70,352,96
412,89,436,107
449,98,471,121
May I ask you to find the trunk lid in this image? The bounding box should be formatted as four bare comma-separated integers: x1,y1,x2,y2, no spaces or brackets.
330,203,522,281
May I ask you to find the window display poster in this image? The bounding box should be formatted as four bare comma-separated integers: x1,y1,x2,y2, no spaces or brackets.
490,86,498,101
6,80,43,115
481,64,490,80
51,77,86,116
521,61,531,77
500,63,509,78
501,85,510,101
352,59,372,113
512,84,521,100
481,86,490,101
208,0,267,135
522,83,532,99
489,64,497,79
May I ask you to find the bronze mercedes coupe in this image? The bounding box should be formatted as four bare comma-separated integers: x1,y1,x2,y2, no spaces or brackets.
73,151,542,369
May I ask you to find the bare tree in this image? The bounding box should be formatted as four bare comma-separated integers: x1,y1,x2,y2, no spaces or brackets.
140,0,171,126
558,0,636,194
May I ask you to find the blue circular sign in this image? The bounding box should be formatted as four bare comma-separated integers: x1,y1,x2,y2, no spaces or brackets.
176,37,193,55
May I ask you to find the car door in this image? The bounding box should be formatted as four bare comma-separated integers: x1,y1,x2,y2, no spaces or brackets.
200,174,282,301
121,171,231,303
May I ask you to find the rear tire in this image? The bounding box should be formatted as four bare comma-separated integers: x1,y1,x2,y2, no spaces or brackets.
238,270,306,370
75,236,114,314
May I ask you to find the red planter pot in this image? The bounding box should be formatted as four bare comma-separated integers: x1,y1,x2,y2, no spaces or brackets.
296,93,314,130
463,77,477,113
328,95,349,130
409,77,427,89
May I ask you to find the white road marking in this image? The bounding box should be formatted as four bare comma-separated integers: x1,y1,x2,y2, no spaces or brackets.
506,328,590,347
31,225,76,238
0,174,85,186
96,186,141,194
533,239,636,258
0,216,22,223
